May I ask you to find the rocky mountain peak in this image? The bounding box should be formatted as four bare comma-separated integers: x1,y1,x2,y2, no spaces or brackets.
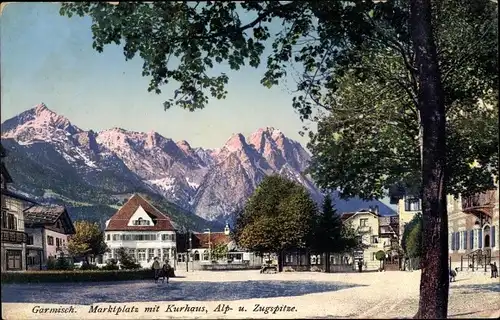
223,133,248,153
176,140,192,152
1,103,81,143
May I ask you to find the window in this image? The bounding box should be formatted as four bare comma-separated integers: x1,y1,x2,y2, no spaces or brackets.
1,210,7,228
371,236,378,244
148,249,155,261
127,249,136,260
118,234,157,241
473,229,479,249
404,197,421,211
360,219,368,227
47,236,54,246
2,213,18,230
27,236,34,245
162,234,175,241
6,250,22,270
107,234,110,241
133,218,151,226
27,255,40,266
137,249,146,261
56,238,61,247
162,248,169,260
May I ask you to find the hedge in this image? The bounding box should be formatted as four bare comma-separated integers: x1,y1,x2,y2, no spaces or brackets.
1,269,176,284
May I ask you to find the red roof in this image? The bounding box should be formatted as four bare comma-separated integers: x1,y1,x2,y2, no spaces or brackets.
105,194,175,231
192,232,231,249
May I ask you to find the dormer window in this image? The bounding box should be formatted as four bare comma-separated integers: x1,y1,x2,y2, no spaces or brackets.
133,217,150,226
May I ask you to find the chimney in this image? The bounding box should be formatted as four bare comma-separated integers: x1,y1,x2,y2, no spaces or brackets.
224,222,230,235
375,205,379,214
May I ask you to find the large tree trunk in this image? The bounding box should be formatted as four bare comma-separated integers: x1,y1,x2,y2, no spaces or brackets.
410,0,449,318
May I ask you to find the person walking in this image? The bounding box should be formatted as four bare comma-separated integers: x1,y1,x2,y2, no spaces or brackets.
152,257,161,283
162,260,171,284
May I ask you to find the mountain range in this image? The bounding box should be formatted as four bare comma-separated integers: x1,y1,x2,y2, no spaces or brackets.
1,103,395,230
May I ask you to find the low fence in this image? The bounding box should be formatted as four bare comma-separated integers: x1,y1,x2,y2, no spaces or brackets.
283,264,354,273
330,264,355,273
1,269,174,284
200,263,261,271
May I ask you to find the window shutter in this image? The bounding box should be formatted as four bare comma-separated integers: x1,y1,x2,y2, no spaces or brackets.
479,229,483,248
470,230,474,249
492,226,496,248
464,231,468,250
451,233,454,250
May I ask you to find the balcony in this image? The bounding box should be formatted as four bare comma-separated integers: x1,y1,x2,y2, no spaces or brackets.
461,189,496,217
1,229,28,244
357,226,372,233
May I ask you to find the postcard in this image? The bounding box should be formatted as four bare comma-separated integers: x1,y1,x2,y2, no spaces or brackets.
1,2,499,319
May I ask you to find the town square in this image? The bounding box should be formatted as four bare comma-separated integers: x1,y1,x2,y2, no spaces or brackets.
2,270,499,319
1,1,499,319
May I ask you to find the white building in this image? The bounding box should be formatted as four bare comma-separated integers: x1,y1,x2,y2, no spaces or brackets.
341,209,399,271
104,194,177,269
1,143,38,271
24,205,76,270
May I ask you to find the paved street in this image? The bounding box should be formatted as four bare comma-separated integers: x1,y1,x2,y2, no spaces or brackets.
2,270,499,318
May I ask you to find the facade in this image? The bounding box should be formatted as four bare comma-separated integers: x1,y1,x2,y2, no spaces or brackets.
24,205,76,270
1,143,38,271
448,187,499,269
341,209,400,271
397,195,422,241
177,224,232,263
393,183,500,270
176,224,263,270
104,194,177,269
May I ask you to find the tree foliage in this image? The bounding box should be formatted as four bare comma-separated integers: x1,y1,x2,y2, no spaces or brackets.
59,0,497,200
401,213,423,259
307,0,498,200
234,175,317,255
313,193,358,255
211,243,229,261
67,220,108,261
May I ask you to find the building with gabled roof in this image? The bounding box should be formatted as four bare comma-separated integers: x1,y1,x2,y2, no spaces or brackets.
1,142,38,271
24,205,76,270
104,194,177,269
341,209,400,271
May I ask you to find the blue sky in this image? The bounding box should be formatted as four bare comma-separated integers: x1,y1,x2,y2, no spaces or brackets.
1,2,313,149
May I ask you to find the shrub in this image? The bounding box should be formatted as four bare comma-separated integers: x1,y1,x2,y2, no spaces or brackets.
1,269,176,284
47,255,73,270
80,263,100,270
101,259,120,271
116,247,141,270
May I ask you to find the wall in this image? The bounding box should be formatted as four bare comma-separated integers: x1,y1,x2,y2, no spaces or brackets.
345,212,384,271
1,196,27,271
104,231,177,269
397,197,421,242
44,228,69,260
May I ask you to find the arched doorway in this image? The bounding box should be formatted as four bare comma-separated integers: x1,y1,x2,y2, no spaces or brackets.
483,225,491,248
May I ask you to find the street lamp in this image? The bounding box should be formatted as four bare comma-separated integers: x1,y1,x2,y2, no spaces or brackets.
183,227,191,272
203,228,211,262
